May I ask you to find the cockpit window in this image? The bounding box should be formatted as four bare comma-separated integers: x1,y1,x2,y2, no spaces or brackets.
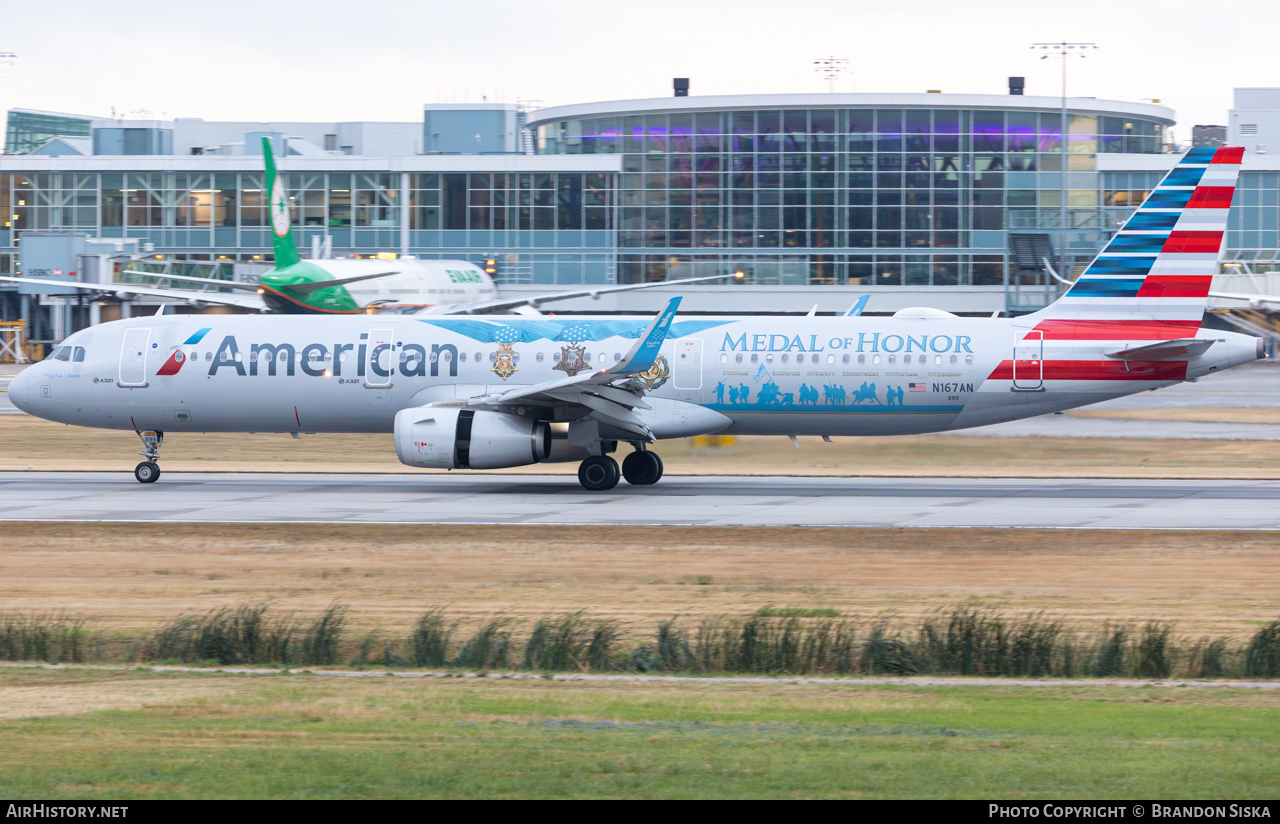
73,347,86,363
53,347,72,362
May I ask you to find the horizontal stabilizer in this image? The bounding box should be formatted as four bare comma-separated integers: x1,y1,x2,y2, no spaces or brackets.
1105,338,1216,361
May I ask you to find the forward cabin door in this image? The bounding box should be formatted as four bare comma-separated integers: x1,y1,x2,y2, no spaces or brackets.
364,327,394,404
672,338,703,390
119,327,151,388
1012,330,1044,391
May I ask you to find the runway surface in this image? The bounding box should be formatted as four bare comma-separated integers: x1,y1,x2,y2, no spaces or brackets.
4,471,1280,529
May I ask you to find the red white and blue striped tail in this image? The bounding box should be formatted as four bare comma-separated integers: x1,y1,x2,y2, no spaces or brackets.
1035,146,1243,331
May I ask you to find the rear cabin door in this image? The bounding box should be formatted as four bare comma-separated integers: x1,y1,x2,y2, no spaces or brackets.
1012,330,1044,391
119,327,151,388
672,338,703,390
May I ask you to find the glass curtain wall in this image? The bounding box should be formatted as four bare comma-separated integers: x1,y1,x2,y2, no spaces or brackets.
541,107,1166,285
0,171,613,267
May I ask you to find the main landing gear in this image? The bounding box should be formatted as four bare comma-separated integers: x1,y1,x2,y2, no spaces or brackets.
134,430,164,484
577,447,664,491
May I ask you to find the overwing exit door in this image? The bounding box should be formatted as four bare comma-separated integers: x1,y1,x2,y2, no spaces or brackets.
1012,330,1044,391
364,328,394,405
364,329,394,388
672,338,703,390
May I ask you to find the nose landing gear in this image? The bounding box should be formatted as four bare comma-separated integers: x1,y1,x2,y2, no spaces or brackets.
134,430,164,484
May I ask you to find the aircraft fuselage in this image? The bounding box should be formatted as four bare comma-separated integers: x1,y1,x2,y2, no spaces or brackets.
12,313,1261,438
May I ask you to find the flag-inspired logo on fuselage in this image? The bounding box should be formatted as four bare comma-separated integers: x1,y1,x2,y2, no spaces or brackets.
156,328,211,376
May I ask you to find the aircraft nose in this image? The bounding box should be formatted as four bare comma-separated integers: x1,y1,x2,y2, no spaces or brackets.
7,367,35,412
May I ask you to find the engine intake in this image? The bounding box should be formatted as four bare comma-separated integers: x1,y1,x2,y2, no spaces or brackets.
395,407,551,470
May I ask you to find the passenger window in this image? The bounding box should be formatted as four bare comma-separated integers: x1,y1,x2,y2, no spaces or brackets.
53,347,71,362
536,352,544,362
429,352,437,363
598,353,605,364
842,354,850,364
827,354,835,364
965,355,973,365
780,354,788,363
903,355,911,365
888,354,896,364
765,354,773,363
475,353,480,362
873,355,881,365
614,353,620,362
460,352,467,362
584,353,591,362
719,353,727,364
857,354,866,364
735,354,743,363
950,354,957,364
72,347,86,363
934,355,942,365
554,352,562,362
205,352,213,361
751,354,758,363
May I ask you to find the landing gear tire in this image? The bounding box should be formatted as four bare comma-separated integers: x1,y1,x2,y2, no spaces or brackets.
134,461,161,484
578,455,621,491
622,451,663,486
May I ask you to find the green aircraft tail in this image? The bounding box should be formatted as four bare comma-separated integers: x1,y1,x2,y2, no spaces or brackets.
263,137,301,269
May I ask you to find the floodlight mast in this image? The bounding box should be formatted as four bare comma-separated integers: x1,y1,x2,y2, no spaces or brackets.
813,57,848,93
1030,41,1099,282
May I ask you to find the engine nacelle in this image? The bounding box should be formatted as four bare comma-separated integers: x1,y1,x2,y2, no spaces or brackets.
395,407,551,470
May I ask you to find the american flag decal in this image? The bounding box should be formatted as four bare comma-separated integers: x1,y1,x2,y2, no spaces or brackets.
908,382,925,392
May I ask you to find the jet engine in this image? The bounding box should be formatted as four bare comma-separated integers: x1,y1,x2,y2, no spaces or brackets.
395,407,551,470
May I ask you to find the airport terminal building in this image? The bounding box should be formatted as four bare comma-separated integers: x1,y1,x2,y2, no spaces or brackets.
3,90,1279,329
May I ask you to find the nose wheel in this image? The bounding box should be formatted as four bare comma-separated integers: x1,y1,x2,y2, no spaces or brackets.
621,450,663,486
134,461,161,484
133,430,164,484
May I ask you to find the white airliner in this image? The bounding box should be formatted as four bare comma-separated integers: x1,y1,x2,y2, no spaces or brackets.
0,137,735,315
9,147,1263,490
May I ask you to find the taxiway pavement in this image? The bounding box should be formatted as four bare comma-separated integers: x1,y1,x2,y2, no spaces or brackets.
3,472,1280,529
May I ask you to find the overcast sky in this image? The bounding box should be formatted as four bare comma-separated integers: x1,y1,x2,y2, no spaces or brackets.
1,0,1274,139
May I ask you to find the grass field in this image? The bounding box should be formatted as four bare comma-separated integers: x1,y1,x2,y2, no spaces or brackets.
2,414,1279,477
3,523,1280,640
0,667,1277,799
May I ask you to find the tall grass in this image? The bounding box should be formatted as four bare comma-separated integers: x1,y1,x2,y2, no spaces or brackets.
4,604,1280,679
149,602,346,665
1244,620,1280,678
451,617,518,670
523,612,622,672
0,612,88,663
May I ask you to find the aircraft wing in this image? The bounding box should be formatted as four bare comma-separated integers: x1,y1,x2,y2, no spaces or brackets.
0,276,267,310
1105,338,1217,361
1209,291,1280,307
118,270,265,292
421,273,741,315
427,297,684,440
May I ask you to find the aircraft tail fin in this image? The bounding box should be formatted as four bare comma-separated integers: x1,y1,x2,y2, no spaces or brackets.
263,137,301,269
1036,146,1243,328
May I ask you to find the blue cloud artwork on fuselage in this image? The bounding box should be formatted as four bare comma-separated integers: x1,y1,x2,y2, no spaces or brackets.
418,318,728,343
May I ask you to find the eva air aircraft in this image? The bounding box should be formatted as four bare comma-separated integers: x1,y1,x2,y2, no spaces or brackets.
0,137,733,315
8,147,1263,491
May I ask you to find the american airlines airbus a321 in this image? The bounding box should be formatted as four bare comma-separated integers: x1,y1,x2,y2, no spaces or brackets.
8,146,1264,491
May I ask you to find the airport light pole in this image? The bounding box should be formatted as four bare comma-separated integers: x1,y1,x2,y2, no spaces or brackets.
1031,41,1098,283
813,57,848,93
